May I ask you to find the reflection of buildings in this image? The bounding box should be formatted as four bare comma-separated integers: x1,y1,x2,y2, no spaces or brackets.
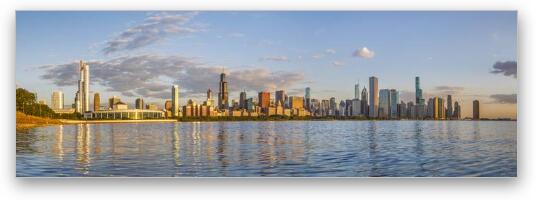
53,125,64,161
75,124,91,174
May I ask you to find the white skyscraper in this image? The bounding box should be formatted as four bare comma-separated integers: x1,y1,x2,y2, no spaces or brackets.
172,85,180,117
51,90,64,110
75,60,90,113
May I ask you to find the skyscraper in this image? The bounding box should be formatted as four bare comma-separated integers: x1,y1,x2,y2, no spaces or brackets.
446,95,453,119
378,89,391,118
218,70,229,110
473,100,480,120
329,97,337,116
172,85,180,117
258,91,270,110
453,101,461,119
390,89,399,118
354,82,360,100
93,92,100,111
361,87,368,116
275,90,286,106
135,97,144,110
51,90,64,110
289,96,304,109
305,87,311,110
239,91,247,109
369,76,379,118
206,88,215,106
75,60,90,113
415,76,424,105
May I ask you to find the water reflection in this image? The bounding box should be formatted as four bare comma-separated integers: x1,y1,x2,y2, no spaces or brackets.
16,121,517,177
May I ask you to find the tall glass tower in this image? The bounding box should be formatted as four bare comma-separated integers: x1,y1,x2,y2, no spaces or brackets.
415,76,424,105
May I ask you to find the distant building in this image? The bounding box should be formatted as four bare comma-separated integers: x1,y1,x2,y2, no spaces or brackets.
289,96,304,109
354,82,360,100
75,60,90,113
239,91,247,109
473,100,480,120
305,87,311,111
369,76,379,118
218,70,229,110
51,91,64,110
415,76,424,105
135,98,144,110
352,99,361,116
258,91,270,110
93,92,100,111
454,101,461,119
108,96,121,110
446,95,453,119
378,89,390,119
172,85,180,117
389,89,399,119
146,103,158,111
361,87,368,116
339,100,346,116
114,101,128,110
329,97,337,116
275,90,286,107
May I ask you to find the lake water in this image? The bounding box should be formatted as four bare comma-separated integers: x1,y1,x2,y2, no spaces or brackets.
16,121,517,177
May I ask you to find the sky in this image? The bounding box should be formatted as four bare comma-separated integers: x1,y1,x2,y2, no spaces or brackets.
15,11,517,118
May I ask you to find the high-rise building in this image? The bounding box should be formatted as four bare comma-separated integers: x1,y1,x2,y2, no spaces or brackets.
415,76,424,105
239,91,247,109
172,85,180,117
206,88,215,106
75,60,90,113
427,98,434,118
329,97,337,116
446,95,453,119
305,87,311,110
453,101,461,119
289,96,304,109
390,89,399,118
258,91,270,110
473,100,480,120
218,70,229,110
93,92,100,111
51,90,64,110
361,87,368,116
275,90,286,106
378,89,391,118
438,98,445,119
345,99,353,116
135,97,144,110
352,99,361,116
339,100,346,116
108,96,121,110
354,82,360,100
369,76,379,118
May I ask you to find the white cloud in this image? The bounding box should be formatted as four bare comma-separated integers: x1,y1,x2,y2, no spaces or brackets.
102,12,202,55
353,47,375,59
325,49,336,54
332,61,344,67
260,56,290,62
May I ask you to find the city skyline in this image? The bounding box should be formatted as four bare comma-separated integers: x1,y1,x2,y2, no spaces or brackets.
16,11,517,118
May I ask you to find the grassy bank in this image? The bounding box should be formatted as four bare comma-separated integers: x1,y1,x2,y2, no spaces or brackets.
16,111,62,131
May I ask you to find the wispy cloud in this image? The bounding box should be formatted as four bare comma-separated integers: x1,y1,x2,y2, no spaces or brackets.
260,56,290,62
489,94,517,104
325,49,336,54
39,54,304,99
353,47,375,59
491,61,517,78
332,61,345,67
102,12,202,55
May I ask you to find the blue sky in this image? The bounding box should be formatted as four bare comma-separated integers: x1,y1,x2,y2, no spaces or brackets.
16,11,517,118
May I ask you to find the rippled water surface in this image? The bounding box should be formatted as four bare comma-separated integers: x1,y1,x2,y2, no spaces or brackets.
16,121,516,177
